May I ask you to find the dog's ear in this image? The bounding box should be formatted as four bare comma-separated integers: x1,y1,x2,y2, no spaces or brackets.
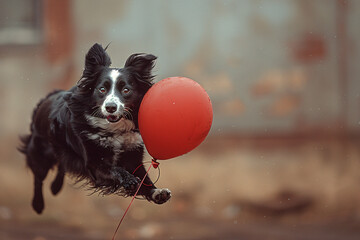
124,53,157,87
78,43,112,90
83,43,111,77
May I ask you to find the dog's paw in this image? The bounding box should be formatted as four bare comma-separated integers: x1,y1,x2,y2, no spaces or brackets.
150,188,171,204
32,195,44,214
123,176,140,195
51,175,64,196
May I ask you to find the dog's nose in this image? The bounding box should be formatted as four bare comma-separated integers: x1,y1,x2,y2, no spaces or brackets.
105,103,117,113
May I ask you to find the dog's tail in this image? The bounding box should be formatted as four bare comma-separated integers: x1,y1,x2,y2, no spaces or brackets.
18,90,62,155
18,134,31,154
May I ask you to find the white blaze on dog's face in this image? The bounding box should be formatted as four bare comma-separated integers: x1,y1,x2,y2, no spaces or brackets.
99,69,124,123
100,69,125,122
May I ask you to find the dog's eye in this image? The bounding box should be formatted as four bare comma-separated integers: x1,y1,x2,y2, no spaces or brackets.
99,87,106,94
122,88,130,94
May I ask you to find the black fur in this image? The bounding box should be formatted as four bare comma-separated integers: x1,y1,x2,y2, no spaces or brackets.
19,43,171,214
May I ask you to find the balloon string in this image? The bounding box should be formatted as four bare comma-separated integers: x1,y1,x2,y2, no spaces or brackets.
112,158,159,240
132,160,160,187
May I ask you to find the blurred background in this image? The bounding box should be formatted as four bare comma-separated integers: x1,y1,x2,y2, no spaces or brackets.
1,0,360,239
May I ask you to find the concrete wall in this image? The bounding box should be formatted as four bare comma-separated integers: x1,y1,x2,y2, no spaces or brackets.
1,0,359,137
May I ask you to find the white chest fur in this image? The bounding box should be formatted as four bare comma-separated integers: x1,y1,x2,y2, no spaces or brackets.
85,115,135,132
87,131,143,151
85,115,143,156
87,131,143,165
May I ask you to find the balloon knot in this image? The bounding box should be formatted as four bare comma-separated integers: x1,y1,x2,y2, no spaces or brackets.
152,159,159,169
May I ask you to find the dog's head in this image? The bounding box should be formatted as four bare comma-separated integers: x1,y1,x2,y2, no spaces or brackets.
73,43,156,126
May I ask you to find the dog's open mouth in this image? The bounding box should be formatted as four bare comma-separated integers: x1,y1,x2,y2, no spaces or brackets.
106,115,122,123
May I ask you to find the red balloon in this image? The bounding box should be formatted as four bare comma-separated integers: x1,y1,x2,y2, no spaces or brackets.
139,77,213,160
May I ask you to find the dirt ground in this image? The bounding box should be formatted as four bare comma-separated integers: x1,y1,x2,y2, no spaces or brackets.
1,135,360,240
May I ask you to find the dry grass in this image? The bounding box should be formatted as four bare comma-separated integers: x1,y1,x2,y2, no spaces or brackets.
1,135,360,239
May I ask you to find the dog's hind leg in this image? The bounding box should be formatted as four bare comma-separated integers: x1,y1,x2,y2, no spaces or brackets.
30,160,50,214
51,163,65,195
27,137,53,214
32,174,46,214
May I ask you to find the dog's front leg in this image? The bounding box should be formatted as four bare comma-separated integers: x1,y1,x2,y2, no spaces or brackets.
78,139,140,195
89,165,140,195
110,166,141,194
119,150,172,204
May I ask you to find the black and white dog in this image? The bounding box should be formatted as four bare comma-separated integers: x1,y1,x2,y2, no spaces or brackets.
19,43,171,214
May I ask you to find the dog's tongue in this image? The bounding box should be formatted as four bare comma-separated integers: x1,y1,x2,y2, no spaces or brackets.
107,115,119,122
